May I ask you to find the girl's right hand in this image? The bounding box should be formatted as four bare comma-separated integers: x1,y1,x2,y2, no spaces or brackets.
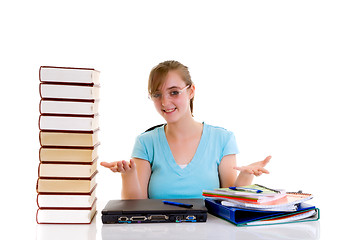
100,159,136,174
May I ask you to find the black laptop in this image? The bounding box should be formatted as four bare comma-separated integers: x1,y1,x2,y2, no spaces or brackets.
102,198,207,224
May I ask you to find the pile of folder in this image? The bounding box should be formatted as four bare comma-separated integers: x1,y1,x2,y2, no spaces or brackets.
203,184,320,226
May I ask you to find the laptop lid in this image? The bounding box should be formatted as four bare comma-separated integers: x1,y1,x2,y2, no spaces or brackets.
102,198,207,224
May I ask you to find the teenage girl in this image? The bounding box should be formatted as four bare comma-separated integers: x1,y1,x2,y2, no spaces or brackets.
101,60,271,199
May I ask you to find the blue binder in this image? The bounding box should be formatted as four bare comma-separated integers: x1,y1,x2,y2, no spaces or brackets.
205,198,320,226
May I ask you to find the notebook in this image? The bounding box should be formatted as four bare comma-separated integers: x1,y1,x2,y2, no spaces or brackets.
217,192,314,212
101,199,207,224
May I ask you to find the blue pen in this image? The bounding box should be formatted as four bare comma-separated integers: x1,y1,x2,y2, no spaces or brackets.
162,200,193,208
229,187,263,193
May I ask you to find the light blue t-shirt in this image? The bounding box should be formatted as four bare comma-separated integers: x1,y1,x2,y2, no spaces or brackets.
131,123,239,199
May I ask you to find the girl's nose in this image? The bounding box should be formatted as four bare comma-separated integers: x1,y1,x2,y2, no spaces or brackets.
161,93,171,106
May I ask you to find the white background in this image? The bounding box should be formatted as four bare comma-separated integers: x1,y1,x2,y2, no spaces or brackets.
1,0,358,239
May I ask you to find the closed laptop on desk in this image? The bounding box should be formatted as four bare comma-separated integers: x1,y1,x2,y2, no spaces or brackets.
102,199,207,224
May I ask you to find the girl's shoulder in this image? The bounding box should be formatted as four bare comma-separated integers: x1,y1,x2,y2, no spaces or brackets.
144,124,165,133
204,122,234,136
203,123,238,151
136,123,165,141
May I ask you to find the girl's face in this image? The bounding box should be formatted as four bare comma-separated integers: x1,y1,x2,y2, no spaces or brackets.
151,70,194,124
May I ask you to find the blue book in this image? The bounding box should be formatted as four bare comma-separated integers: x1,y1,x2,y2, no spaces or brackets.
205,198,320,226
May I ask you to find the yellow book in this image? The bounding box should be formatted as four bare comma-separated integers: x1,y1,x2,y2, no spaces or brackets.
39,130,99,147
39,145,99,163
37,171,97,193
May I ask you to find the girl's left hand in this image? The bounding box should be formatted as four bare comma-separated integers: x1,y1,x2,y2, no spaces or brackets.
234,155,271,177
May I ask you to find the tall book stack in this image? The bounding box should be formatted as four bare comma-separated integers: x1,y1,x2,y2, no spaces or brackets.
36,66,100,224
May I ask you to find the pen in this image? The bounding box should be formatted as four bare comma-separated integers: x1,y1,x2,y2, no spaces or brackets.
162,200,193,208
229,187,263,193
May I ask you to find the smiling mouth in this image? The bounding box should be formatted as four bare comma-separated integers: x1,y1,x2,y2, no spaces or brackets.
163,108,176,113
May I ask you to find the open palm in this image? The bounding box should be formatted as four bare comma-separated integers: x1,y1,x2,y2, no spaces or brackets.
234,155,271,176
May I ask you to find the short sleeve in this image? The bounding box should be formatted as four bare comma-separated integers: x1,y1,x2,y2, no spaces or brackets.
131,135,150,163
221,131,239,159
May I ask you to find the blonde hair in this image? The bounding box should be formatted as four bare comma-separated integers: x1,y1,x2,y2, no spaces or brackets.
148,60,194,115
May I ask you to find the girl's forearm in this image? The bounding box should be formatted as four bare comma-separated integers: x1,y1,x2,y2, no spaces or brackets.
121,172,146,199
234,172,254,187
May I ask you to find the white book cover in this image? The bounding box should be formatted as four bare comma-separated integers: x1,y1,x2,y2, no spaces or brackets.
40,99,99,115
40,83,100,100
39,115,99,131
36,205,96,224
37,190,96,208
40,66,100,85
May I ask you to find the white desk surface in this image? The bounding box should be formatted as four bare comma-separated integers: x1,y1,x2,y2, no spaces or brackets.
36,212,320,240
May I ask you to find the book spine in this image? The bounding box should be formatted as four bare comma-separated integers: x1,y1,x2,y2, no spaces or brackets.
40,66,96,71
39,128,100,134
40,81,100,87
39,83,43,99
40,142,100,150
39,131,42,146
40,98,96,103
36,194,40,208
36,208,40,224
40,113,97,118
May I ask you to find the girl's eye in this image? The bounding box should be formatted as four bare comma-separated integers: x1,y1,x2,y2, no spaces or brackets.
152,93,161,98
170,91,180,96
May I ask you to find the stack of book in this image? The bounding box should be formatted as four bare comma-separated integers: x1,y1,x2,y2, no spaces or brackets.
203,184,320,226
36,66,100,224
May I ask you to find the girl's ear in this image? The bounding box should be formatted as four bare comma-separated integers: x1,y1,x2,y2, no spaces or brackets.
189,84,195,99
